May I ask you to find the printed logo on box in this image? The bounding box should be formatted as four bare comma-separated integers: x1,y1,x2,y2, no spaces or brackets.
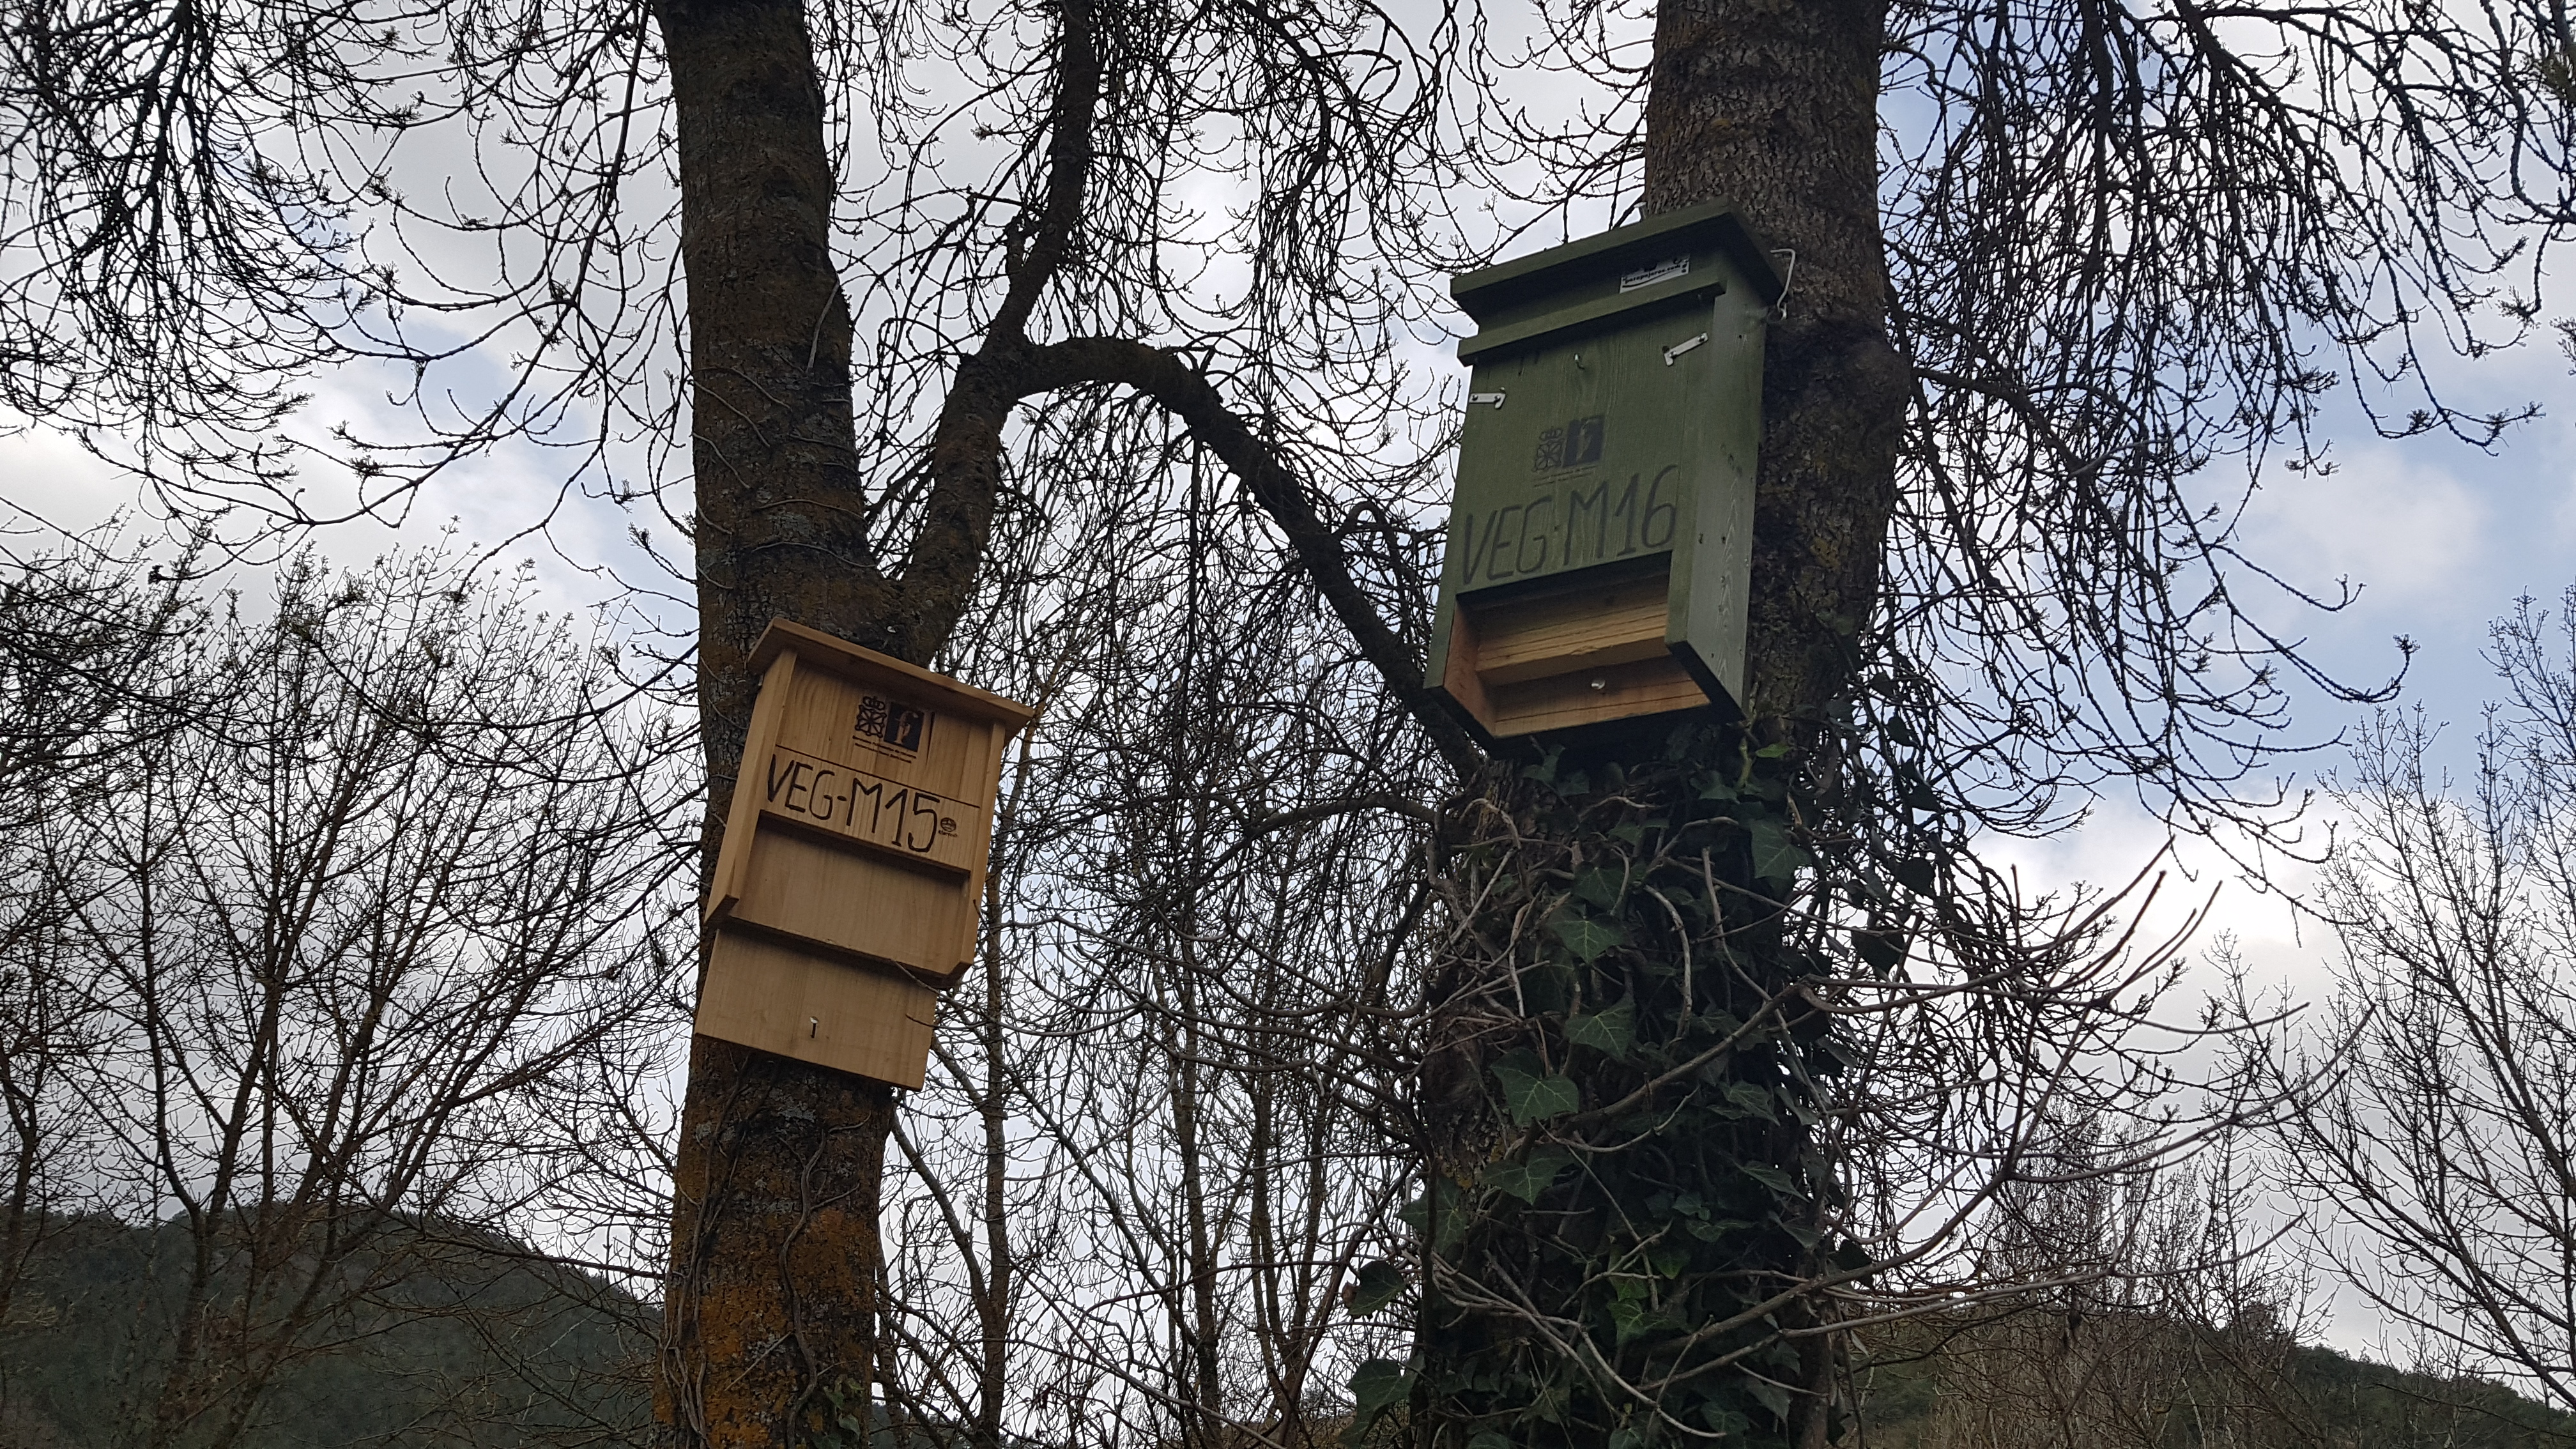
854,694,928,755
1533,415,1606,474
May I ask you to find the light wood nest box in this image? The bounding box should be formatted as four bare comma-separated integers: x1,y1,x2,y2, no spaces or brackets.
696,620,1033,1087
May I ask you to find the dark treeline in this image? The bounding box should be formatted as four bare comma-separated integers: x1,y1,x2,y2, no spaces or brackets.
0,534,691,1449
3,1211,647,1449
11,1208,2576,1449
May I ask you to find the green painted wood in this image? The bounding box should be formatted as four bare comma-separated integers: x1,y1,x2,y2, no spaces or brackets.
1429,206,1771,732
1452,270,1725,367
1450,199,1784,326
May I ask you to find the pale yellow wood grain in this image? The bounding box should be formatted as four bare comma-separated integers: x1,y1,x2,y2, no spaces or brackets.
748,744,985,875
772,668,995,804
702,621,1033,1011
695,930,940,1089
1440,608,1498,729
706,650,797,922
1485,654,1708,735
1469,575,1671,685
728,829,975,980
1441,566,1707,736
750,619,1036,730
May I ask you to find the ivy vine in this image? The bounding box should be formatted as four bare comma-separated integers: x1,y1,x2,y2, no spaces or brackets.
1353,719,1867,1449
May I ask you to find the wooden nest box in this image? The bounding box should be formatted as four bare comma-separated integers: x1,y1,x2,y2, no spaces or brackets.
1427,202,1782,740
696,620,1032,1088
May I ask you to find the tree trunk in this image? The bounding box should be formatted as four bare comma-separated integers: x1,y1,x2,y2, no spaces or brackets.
1641,0,1906,735
976,862,1013,1449
1647,4,1903,1443
1417,10,1904,1449
648,0,907,1441
1650,8,1903,1443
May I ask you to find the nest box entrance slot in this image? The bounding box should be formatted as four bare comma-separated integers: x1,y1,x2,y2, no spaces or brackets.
1438,558,1712,737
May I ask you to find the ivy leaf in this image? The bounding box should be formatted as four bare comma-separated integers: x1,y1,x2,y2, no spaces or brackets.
1347,1259,1408,1315
1573,867,1624,908
1466,1436,1510,1449
1699,1402,1751,1436
1616,1303,1681,1347
1609,1430,1643,1449
1484,1146,1575,1202
1346,1359,1414,1441
1492,1063,1582,1124
1721,1081,1776,1121
1747,1377,1793,1423
1754,741,1793,759
1699,774,1739,801
1745,818,1810,886
1740,1161,1805,1200
1397,1178,1469,1252
1549,910,1625,962
1853,926,1908,975
1608,1295,1647,1343
1685,1217,1754,1241
1892,857,1938,896
1565,998,1637,1059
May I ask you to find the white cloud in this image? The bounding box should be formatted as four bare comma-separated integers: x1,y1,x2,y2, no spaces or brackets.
0,420,153,536
2242,446,2488,610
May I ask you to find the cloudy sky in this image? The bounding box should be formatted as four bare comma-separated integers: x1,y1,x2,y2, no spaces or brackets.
7,85,2573,1358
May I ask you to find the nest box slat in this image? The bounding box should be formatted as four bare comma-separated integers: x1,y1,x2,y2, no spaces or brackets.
698,620,1033,1087
1427,202,1784,740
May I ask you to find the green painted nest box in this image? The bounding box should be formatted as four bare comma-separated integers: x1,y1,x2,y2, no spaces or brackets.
1427,201,1781,740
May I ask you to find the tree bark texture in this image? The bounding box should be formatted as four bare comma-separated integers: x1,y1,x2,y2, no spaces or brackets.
650,0,911,1441
659,1043,894,1449
1614,5,1903,1443
1643,0,1906,734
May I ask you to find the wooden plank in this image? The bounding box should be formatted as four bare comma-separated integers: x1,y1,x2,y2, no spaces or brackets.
747,742,983,875
695,930,939,1089
1485,652,1708,735
750,620,1035,730
772,666,995,806
700,623,1029,1015
707,651,797,922
728,829,976,980
1468,574,1671,685
1438,608,1496,732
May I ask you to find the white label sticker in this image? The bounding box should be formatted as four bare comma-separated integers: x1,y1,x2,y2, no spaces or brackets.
1469,391,1507,408
1662,332,1708,366
1620,254,1691,292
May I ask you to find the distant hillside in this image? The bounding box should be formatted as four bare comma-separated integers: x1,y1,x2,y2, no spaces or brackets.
1849,1309,2576,1448
2281,1345,2576,1448
0,1213,656,1449
13,1218,2576,1449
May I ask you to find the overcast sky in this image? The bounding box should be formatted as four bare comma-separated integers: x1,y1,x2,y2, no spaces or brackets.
7,144,2572,1361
